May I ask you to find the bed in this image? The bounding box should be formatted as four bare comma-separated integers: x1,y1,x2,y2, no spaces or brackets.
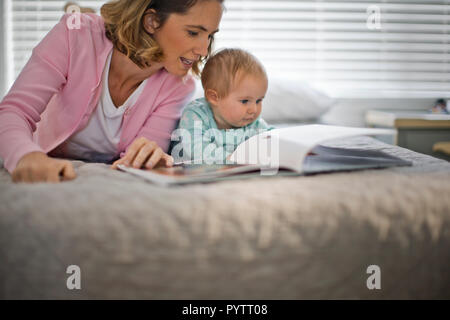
0,135,449,299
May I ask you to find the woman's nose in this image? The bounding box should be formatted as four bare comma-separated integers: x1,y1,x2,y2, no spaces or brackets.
194,37,210,58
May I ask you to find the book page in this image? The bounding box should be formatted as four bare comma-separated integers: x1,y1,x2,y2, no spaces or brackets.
117,163,262,186
229,124,395,172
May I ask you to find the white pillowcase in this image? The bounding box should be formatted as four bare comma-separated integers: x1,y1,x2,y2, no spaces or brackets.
261,77,337,122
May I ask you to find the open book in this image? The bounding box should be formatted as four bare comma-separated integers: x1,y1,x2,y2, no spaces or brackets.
118,124,412,186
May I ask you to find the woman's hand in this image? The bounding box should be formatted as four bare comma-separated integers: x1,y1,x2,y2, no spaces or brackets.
111,137,174,170
12,151,76,183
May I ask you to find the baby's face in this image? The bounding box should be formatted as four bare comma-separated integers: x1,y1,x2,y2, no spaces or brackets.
212,74,268,129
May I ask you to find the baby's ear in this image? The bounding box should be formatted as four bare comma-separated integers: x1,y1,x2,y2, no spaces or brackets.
205,89,219,105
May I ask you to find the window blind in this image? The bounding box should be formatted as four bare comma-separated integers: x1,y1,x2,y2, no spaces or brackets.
5,0,450,98
215,0,450,98
5,0,105,90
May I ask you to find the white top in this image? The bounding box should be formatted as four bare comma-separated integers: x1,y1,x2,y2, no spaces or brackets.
62,50,147,163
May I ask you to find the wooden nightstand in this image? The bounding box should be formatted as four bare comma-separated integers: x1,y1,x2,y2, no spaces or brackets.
366,109,450,160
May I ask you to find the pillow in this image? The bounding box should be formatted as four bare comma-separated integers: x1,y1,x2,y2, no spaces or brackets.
261,77,337,122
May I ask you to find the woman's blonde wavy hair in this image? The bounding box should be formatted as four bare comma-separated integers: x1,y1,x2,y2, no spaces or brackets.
101,0,223,76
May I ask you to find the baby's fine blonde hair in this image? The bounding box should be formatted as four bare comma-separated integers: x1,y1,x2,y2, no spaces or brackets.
201,48,267,98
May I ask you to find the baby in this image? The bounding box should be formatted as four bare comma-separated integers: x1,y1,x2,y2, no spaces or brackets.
171,48,273,164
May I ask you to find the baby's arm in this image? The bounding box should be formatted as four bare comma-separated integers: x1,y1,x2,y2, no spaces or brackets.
230,117,275,148
172,108,230,164
255,118,275,131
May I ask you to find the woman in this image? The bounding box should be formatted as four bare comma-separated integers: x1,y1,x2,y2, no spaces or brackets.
0,0,223,183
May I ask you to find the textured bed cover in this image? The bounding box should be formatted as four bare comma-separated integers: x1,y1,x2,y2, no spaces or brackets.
0,136,449,299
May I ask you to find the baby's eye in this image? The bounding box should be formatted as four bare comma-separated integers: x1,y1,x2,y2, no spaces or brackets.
240,99,249,104
187,30,198,37
256,99,262,104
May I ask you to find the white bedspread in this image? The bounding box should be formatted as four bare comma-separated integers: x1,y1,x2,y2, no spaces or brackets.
0,136,449,299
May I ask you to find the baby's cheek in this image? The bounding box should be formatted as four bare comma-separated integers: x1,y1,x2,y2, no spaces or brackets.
239,109,249,120
229,107,242,120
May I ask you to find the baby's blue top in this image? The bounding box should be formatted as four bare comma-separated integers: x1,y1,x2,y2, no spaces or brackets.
171,97,273,164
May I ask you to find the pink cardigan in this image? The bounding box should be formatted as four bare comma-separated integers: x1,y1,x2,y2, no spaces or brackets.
0,13,195,173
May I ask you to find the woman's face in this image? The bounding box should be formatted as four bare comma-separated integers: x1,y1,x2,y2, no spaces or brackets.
146,1,223,77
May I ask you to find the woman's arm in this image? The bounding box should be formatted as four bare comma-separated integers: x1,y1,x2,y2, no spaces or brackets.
0,14,75,181
136,78,195,153
112,77,195,169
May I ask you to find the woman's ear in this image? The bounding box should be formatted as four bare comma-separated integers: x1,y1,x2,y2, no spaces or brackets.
143,9,160,34
205,89,220,106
